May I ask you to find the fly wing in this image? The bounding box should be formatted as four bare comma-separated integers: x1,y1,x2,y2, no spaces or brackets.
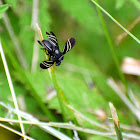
40,60,54,69
46,32,59,48
62,38,75,54
38,40,53,52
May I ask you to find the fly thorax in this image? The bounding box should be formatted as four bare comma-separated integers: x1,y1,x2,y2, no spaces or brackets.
55,49,59,54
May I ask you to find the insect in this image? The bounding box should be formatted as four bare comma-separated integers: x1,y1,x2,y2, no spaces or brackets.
37,31,75,69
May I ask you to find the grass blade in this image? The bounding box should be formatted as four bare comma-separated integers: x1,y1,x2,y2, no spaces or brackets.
1,40,56,121
109,102,123,140
0,41,26,140
91,0,140,44
94,0,126,87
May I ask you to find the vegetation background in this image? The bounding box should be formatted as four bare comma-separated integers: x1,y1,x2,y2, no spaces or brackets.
0,0,140,139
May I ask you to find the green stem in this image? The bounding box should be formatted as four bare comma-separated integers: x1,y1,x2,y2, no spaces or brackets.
94,0,126,87
91,0,140,44
109,102,123,140
50,69,67,120
50,68,74,137
114,123,123,140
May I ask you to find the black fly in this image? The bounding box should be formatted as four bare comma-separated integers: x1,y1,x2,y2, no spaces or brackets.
38,32,75,69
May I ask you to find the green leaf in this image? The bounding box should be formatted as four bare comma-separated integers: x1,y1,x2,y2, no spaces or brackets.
0,4,9,18
60,53,125,108
115,0,126,9
5,0,18,8
128,0,140,11
49,72,108,111
57,0,102,33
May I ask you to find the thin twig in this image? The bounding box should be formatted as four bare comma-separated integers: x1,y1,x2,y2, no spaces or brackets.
19,125,33,140
0,41,26,140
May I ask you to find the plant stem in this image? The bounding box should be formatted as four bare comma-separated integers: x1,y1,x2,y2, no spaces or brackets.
0,41,26,140
109,102,123,140
94,0,127,87
91,0,140,44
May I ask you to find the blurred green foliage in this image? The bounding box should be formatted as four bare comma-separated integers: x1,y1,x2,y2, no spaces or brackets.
0,4,9,18
0,0,140,139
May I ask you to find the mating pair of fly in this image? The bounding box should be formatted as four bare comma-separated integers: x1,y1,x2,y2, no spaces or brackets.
38,31,75,69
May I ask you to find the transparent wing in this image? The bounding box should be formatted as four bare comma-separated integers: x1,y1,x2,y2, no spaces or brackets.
40,60,54,69
46,32,59,47
62,38,75,54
